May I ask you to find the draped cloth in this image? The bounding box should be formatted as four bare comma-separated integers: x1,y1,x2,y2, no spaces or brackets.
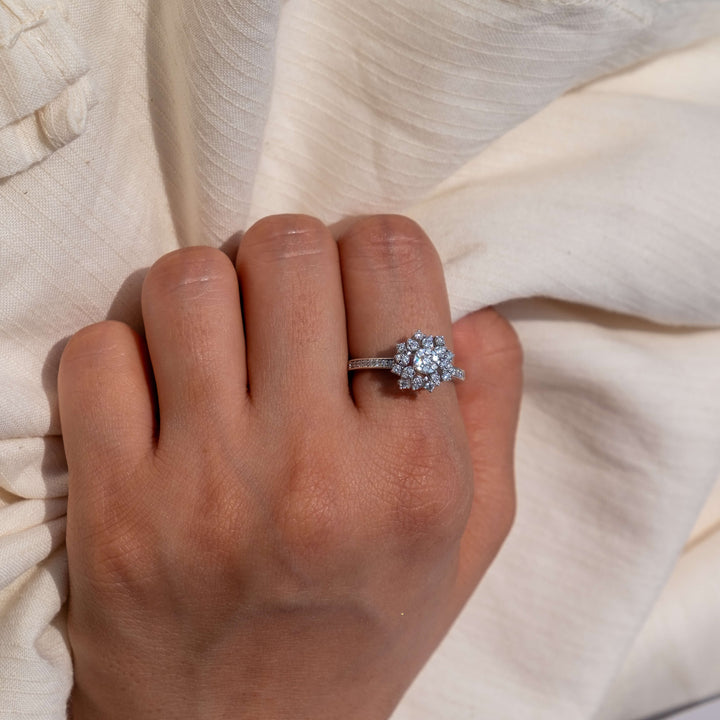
1,1,719,718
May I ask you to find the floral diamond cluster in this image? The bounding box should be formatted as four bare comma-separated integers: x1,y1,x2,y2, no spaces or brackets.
391,331,460,392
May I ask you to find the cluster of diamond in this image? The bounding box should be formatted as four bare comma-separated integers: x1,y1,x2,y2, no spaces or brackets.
392,331,461,392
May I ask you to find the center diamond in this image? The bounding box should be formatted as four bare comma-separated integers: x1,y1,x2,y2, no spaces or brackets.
413,348,441,375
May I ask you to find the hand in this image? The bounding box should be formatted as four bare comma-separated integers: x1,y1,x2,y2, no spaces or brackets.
58,214,522,720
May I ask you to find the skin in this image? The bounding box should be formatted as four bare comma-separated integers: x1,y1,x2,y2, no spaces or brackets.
58,214,522,720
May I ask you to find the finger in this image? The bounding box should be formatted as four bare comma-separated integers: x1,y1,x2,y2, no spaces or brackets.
337,215,456,412
236,214,350,413
450,308,523,606
141,247,247,443
58,321,156,481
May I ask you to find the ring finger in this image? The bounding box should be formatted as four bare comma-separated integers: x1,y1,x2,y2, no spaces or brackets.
337,215,459,416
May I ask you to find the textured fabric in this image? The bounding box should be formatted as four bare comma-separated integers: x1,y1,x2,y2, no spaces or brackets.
597,476,720,719
0,1,719,718
0,1,96,179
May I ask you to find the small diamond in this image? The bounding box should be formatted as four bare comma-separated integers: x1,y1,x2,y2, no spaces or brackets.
407,338,419,351
413,331,424,341
441,369,452,382
435,336,445,346
402,366,414,379
413,348,440,375
394,353,404,364
391,364,403,376
398,378,411,390
422,335,434,348
430,373,440,386
396,342,407,353
411,376,424,391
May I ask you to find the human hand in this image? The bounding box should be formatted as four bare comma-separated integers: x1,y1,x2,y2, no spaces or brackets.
58,215,522,720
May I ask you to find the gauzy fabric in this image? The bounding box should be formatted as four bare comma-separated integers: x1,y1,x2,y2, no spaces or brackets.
1,1,719,718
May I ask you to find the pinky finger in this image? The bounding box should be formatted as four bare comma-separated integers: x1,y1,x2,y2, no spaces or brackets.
450,307,523,606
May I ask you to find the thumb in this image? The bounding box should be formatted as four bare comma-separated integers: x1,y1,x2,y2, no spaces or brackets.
451,307,523,605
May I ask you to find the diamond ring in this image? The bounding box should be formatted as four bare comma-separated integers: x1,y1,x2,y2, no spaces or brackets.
348,331,465,392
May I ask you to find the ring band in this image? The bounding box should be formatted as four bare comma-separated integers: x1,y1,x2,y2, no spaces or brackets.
348,331,465,392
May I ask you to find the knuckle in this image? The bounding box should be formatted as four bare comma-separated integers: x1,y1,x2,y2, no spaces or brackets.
496,488,517,542
59,322,138,379
480,481,517,556
481,310,524,367
341,214,438,273
270,443,350,563
241,214,330,264
383,426,472,546
89,531,152,590
62,320,131,359
144,246,234,300
72,497,157,593
275,483,342,563
489,314,523,365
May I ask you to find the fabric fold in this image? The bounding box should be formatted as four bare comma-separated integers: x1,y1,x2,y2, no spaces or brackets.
0,0,95,179
248,0,720,224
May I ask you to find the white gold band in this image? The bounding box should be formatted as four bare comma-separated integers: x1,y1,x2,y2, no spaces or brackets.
347,358,394,371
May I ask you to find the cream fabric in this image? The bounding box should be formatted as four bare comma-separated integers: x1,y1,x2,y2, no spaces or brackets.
0,1,96,179
597,477,720,719
1,1,719,718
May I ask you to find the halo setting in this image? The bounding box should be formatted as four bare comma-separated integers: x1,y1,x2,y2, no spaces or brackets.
390,331,464,392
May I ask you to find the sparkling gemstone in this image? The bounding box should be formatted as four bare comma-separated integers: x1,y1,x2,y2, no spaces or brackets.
411,376,424,391
413,331,424,341
391,364,403,376
398,378,411,390
407,338,419,351
396,342,407,353
394,353,404,364
435,336,445,346
413,347,441,375
402,366,414,379
441,369,452,382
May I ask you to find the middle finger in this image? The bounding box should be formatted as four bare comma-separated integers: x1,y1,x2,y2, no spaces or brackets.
237,214,351,414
